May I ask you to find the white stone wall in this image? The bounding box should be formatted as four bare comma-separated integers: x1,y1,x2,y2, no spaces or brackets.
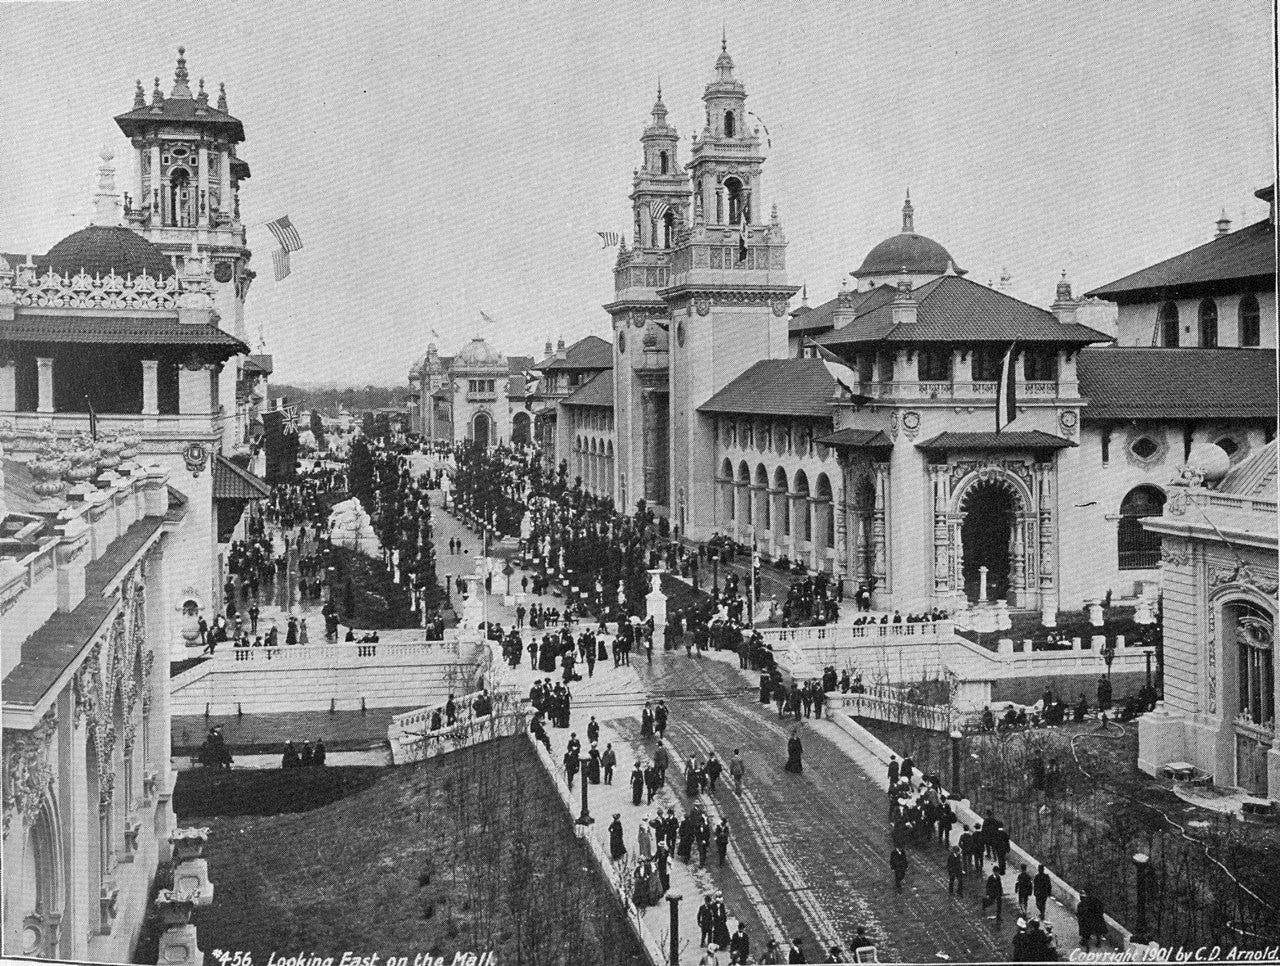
1114,288,1275,348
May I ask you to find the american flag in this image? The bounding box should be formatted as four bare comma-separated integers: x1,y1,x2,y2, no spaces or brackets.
648,200,671,222
265,215,303,252
272,248,290,281
597,231,621,248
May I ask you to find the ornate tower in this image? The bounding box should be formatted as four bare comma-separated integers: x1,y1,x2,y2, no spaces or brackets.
659,38,796,538
115,48,253,344
606,87,690,518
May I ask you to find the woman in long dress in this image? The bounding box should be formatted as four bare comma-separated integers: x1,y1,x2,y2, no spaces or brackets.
638,821,653,859
784,727,804,774
609,814,626,860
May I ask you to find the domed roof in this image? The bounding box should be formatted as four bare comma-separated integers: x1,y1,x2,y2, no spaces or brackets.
43,225,174,278
853,192,965,279
455,337,505,368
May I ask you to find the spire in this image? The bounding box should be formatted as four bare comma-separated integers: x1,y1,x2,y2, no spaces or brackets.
197,78,209,105
151,76,164,108
171,46,192,99
133,79,146,109
1215,208,1232,237
1055,269,1073,302
901,188,915,234
650,79,668,126
801,282,809,306
90,147,122,226
217,81,228,112
715,30,735,78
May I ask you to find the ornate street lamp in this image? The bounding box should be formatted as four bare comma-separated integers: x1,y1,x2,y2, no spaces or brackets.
575,753,594,831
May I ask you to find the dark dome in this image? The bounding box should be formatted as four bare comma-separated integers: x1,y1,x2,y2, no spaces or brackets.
853,231,964,279
43,225,174,278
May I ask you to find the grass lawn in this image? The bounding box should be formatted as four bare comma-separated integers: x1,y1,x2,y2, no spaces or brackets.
155,738,647,965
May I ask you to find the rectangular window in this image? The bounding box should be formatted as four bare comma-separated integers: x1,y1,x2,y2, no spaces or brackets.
919,348,953,382
972,347,1002,382
1024,350,1058,381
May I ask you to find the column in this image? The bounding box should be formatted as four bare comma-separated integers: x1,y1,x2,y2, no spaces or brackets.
59,689,88,960
219,149,233,220
1012,517,1028,602
37,357,54,413
178,363,211,415
197,144,209,226
929,465,951,596
141,361,159,416
1036,463,1058,623
149,143,162,221
871,462,889,602
0,357,15,410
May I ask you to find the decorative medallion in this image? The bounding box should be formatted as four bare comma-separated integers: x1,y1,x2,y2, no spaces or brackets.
901,411,921,440
694,296,711,317
1058,410,1078,439
213,261,233,284
771,299,789,318
183,441,209,477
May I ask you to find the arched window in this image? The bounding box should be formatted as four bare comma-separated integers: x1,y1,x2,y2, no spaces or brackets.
1118,485,1166,570
724,110,736,138
663,211,675,249
1239,294,1261,347
725,177,744,226
1198,299,1219,348
168,168,192,227
1233,602,1275,731
1159,301,1180,347
659,150,669,174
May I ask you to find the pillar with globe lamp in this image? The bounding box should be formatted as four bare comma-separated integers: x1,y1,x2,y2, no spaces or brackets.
575,752,594,831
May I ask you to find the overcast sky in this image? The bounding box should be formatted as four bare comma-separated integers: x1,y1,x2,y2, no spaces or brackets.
1,0,1272,385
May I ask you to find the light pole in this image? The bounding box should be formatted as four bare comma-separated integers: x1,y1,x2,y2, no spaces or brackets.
1131,852,1151,944
575,754,594,829
665,892,682,966
950,728,963,797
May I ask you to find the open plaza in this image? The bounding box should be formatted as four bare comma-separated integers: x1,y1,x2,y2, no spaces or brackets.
1,3,1277,964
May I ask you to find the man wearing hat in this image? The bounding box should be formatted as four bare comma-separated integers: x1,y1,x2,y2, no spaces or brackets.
728,923,750,964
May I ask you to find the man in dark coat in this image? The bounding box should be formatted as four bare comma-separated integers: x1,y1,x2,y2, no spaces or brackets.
890,846,908,892
983,870,1004,926
947,845,964,895
601,744,617,784
728,924,750,964
697,896,715,947
1032,863,1052,919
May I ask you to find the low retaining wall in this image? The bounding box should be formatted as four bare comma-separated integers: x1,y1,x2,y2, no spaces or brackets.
388,690,525,765
170,640,485,716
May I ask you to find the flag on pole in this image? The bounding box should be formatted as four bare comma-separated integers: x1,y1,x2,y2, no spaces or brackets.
805,338,863,398
737,208,750,263
598,231,621,248
648,200,670,223
996,343,1018,432
430,327,440,340
272,248,290,281
265,215,303,251
282,404,299,435
479,310,498,326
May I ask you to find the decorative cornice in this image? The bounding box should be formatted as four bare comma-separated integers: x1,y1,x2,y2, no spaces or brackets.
2,707,58,839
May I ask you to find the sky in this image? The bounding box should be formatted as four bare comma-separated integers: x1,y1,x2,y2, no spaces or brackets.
1,0,1273,386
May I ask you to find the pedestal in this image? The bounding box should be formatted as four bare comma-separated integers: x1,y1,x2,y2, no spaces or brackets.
171,859,214,906
158,924,202,966
645,569,667,630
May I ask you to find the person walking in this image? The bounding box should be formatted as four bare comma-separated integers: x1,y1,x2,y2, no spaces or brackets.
705,751,723,792
784,727,804,774
890,845,908,893
947,845,965,896
630,762,644,806
1015,863,1034,916
697,896,715,947
609,813,626,861
1032,863,1052,919
729,748,745,794
1076,889,1107,949
601,743,616,784
715,820,730,867
983,869,1005,926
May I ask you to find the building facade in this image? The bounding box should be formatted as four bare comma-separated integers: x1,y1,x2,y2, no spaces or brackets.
408,338,533,447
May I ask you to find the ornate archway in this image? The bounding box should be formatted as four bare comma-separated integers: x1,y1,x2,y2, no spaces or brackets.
471,411,492,446
939,462,1051,609
511,411,531,446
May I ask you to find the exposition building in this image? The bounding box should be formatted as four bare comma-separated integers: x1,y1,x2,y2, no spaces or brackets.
407,338,533,447
536,41,1276,626
2,48,269,960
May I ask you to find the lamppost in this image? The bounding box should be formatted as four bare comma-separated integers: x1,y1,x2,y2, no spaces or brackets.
1102,638,1116,685
950,728,963,797
443,572,451,608
712,556,720,596
665,893,682,966
1131,852,1151,944
575,754,594,830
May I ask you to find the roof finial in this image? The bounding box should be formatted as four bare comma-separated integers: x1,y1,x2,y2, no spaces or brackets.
90,147,122,226
657,76,662,101
217,81,228,112
151,76,164,107
172,46,192,99
1215,207,1232,237
722,24,727,50
801,282,809,306
197,78,208,104
133,79,146,109
902,188,915,233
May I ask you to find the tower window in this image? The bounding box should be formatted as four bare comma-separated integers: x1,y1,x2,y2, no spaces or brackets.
663,211,675,249
725,177,744,226
1198,298,1219,347
1239,294,1261,346
659,151,669,174
1159,301,1180,347
724,110,736,137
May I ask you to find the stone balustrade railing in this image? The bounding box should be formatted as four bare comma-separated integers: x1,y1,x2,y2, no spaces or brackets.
221,639,458,665
762,620,953,646
826,691,956,733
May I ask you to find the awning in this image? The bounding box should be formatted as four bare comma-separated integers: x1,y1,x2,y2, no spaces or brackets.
213,454,271,500
916,431,1074,452
815,428,893,450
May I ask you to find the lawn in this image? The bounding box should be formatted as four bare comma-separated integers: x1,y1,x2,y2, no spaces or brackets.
150,739,647,966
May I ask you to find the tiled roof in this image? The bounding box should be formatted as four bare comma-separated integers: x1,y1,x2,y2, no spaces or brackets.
537,335,614,371
789,285,898,335
115,99,245,142
854,231,965,278
1218,439,1278,500
507,374,528,398
42,225,175,278
245,353,273,375
917,431,1075,451
1077,346,1278,420
5,315,248,354
561,370,614,408
815,428,893,449
507,356,534,375
3,514,167,708
699,359,837,418
213,454,271,500
816,275,1112,347
1086,219,1275,301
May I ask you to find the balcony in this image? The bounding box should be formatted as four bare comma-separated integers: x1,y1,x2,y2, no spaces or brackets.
835,380,1068,403
466,392,497,403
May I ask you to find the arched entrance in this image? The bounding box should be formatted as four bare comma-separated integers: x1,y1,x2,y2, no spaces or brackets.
960,480,1018,603
1226,599,1274,796
471,412,492,446
511,411,531,446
